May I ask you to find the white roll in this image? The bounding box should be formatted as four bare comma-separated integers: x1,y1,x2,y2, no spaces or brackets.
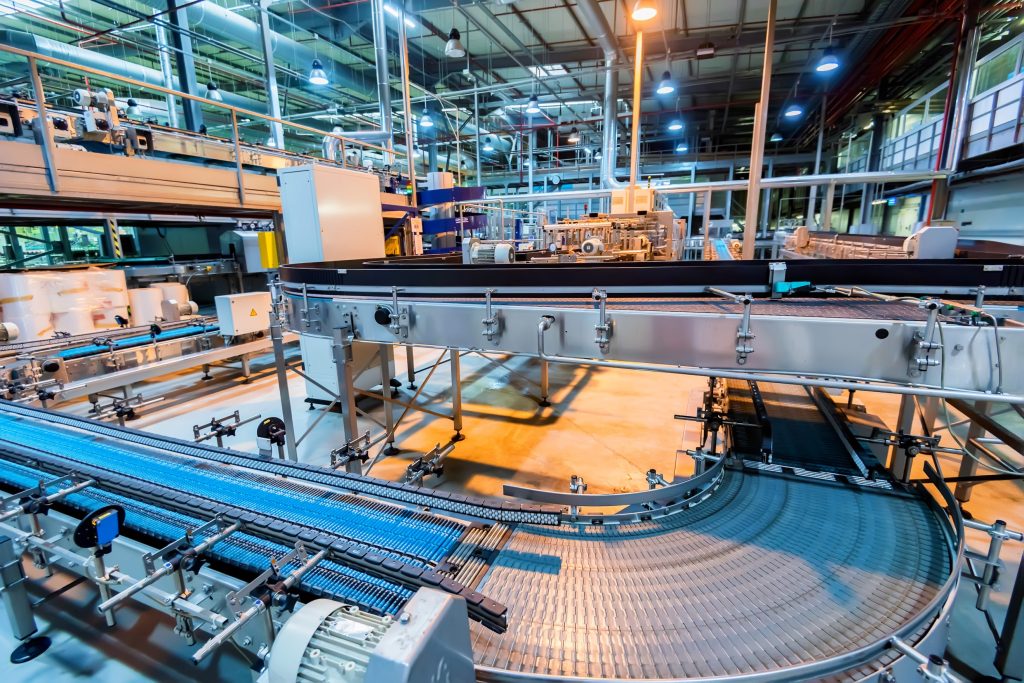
93,306,130,330
46,272,92,313
85,268,129,307
0,272,51,317
150,281,189,303
53,308,96,336
0,321,18,343
128,288,163,326
4,314,54,341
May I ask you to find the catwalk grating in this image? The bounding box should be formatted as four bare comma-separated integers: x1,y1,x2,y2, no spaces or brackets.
471,468,951,680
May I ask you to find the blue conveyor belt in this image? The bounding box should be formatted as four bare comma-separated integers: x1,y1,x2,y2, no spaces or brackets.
55,324,220,360
0,457,413,613
0,412,464,565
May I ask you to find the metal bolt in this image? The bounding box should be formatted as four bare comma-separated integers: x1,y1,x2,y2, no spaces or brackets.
241,637,252,646
399,612,411,624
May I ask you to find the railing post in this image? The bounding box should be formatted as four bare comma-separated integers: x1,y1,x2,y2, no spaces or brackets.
230,110,246,206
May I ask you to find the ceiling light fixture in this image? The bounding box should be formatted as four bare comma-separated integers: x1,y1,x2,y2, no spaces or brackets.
770,132,783,142
206,82,223,102
675,142,688,153
483,141,494,152
631,0,657,21
696,41,716,59
308,59,329,86
667,119,683,131
816,48,840,73
656,70,675,95
783,103,804,118
125,98,141,118
567,127,580,143
445,28,465,58
525,95,540,115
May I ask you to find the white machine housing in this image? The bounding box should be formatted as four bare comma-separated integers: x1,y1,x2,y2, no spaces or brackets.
904,225,959,259
215,292,272,336
278,165,386,264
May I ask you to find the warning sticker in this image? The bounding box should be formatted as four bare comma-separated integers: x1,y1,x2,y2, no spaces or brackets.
249,308,258,317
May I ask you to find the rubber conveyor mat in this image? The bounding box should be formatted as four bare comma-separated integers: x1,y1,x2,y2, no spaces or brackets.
728,380,868,476
471,467,952,680
0,401,509,630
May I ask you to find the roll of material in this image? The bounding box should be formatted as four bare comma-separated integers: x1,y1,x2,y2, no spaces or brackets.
0,272,52,317
53,308,96,336
46,273,92,313
150,282,189,304
3,314,54,341
128,288,163,326
0,321,18,343
86,268,129,307
93,306,130,330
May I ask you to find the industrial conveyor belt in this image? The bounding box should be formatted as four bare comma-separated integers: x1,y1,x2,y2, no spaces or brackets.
728,380,872,476
54,323,220,360
472,467,953,680
0,401,511,630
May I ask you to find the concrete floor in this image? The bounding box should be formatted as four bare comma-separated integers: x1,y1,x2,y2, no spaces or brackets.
3,341,1023,681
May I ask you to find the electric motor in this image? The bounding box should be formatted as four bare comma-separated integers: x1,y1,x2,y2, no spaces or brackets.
581,237,605,255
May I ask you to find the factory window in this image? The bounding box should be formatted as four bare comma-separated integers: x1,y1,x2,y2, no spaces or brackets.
974,42,1023,97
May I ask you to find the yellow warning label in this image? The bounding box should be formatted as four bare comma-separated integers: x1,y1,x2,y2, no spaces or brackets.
249,308,258,317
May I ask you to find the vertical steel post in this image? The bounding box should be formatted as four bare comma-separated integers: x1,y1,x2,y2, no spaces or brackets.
405,344,417,389
450,349,463,438
257,0,284,149
741,0,776,259
0,536,36,640
628,29,644,209
822,181,836,232
955,400,989,503
230,110,246,205
154,24,180,129
807,94,827,227
332,330,360,463
166,0,204,131
379,343,398,455
28,57,59,193
539,359,550,407
397,7,417,203
370,0,394,165
269,290,298,461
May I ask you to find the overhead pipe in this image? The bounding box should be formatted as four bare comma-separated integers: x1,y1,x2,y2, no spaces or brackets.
574,0,626,189
370,0,394,164
0,29,259,111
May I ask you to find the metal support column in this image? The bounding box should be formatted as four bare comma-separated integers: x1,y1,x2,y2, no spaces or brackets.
539,359,550,407
257,0,284,149
166,0,204,132
955,400,989,503
741,0,776,259
628,29,645,208
379,343,398,455
890,394,916,481
370,0,394,164
269,302,298,462
27,57,59,193
807,94,826,227
397,13,417,201
154,24,180,129
997,552,1024,680
405,344,417,389
102,218,122,260
450,349,463,439
821,181,836,232
759,158,773,238
332,330,360,465
0,535,36,642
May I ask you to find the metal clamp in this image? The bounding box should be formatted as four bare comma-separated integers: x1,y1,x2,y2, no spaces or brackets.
330,431,371,469
193,411,261,448
388,286,409,338
299,283,321,332
706,288,754,364
913,299,942,371
481,288,501,342
592,289,613,353
406,442,455,485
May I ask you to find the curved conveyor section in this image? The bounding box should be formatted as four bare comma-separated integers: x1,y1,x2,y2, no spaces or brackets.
472,467,954,680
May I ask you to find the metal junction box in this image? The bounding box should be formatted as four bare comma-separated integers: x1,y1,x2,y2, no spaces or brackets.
215,292,272,336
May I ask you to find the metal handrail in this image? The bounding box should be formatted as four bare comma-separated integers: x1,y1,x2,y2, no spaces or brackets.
0,43,399,163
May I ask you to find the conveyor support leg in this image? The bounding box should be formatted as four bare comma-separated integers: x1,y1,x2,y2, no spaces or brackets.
450,349,464,440
956,401,990,503
380,343,399,456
